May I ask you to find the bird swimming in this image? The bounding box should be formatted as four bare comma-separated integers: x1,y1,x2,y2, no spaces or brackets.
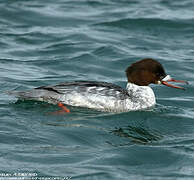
9,58,188,113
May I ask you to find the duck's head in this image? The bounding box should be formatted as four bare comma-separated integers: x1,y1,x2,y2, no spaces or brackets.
125,58,188,89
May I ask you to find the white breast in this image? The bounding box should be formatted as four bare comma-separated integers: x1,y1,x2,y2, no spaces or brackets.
125,83,156,111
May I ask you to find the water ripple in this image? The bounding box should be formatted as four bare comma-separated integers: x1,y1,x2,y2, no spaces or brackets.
1,0,194,179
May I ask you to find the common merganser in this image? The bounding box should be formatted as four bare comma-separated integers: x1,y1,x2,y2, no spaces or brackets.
10,58,188,112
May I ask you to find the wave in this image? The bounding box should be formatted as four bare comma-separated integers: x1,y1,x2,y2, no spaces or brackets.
94,17,194,29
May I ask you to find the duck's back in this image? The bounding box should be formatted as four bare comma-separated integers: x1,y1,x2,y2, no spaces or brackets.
11,81,130,112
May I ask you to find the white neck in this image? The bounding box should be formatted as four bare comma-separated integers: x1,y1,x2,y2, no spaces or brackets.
125,83,156,110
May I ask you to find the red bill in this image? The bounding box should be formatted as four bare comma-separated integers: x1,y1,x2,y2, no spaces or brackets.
161,75,188,90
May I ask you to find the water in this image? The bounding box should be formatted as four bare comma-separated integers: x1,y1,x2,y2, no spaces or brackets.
0,0,194,179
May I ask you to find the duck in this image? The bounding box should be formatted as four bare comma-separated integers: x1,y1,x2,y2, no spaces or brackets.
9,58,188,112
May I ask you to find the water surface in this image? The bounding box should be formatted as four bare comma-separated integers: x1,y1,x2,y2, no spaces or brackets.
0,0,194,179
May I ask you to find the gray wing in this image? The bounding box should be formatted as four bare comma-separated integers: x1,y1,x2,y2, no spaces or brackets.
36,81,130,100
9,81,130,103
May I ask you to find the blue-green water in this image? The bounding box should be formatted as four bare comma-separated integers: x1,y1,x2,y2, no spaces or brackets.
0,0,194,179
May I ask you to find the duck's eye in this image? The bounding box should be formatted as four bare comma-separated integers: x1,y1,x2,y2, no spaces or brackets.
155,73,161,77
156,72,165,79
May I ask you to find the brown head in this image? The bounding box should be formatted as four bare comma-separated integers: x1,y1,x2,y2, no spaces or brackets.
126,58,188,89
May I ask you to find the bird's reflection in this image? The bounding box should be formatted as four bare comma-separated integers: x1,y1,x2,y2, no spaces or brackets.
109,125,162,145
